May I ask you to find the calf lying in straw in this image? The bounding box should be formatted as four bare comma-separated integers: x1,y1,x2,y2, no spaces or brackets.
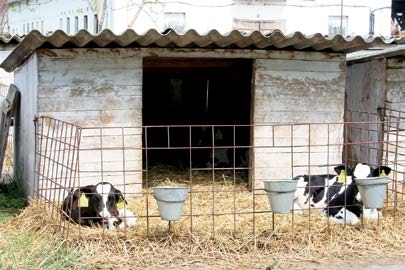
293,163,391,224
61,182,137,230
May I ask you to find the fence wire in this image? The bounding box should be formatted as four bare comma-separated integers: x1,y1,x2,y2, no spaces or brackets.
33,108,405,240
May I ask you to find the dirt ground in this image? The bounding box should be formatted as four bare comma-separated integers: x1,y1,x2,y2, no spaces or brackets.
298,257,405,270
115,259,405,270
162,259,405,270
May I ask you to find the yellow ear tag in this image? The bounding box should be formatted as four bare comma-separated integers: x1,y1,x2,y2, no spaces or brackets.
338,170,346,183
215,130,222,140
78,193,89,208
380,170,387,177
117,198,125,210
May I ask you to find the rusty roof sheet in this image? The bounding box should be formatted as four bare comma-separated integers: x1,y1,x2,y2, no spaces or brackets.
2,29,403,72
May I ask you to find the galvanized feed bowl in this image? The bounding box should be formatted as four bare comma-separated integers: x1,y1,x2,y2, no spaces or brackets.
263,180,297,214
153,186,189,221
356,177,388,209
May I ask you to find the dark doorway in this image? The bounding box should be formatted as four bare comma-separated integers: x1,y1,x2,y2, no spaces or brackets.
142,58,252,169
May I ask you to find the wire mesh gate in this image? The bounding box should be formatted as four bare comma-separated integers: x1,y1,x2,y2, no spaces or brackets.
33,108,405,240
34,117,81,238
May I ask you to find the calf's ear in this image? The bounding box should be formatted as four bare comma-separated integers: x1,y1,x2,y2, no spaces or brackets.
79,185,96,197
334,165,347,175
334,165,344,175
373,166,391,177
72,185,94,200
75,185,96,208
334,165,354,177
113,188,127,211
112,187,128,204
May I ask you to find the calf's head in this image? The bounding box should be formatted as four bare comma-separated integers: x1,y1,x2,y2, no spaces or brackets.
351,163,392,179
79,182,126,220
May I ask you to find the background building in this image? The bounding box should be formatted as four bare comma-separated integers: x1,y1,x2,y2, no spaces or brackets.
6,0,394,37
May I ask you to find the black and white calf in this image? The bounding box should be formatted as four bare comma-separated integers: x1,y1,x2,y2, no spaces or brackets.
293,163,391,224
62,182,137,229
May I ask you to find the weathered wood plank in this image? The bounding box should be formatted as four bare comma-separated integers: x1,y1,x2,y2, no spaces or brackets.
254,97,344,112
38,69,142,87
386,68,405,82
38,56,143,71
38,110,142,127
38,134,143,153
78,135,142,149
38,85,142,98
386,102,405,112
255,151,341,167
386,81,405,103
79,160,142,172
254,110,343,124
37,47,345,62
0,85,20,178
38,110,141,127
255,59,343,73
38,96,142,112
387,58,405,68
255,69,344,85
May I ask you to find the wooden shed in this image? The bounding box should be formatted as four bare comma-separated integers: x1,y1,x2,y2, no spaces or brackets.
0,29,396,198
346,44,405,179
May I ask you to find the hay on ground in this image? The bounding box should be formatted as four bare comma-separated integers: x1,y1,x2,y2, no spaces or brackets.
3,170,405,269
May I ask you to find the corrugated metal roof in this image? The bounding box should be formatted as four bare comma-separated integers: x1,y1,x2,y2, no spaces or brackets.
0,34,22,45
2,29,404,72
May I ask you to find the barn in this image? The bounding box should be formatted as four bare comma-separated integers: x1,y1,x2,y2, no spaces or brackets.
0,29,399,201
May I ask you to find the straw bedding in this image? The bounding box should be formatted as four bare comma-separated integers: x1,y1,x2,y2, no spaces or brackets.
2,168,405,269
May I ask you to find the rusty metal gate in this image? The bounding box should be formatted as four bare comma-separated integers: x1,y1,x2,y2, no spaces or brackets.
33,107,405,240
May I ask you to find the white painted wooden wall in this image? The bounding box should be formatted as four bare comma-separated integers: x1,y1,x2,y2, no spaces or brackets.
37,49,143,199
15,49,143,200
14,54,38,197
252,55,346,187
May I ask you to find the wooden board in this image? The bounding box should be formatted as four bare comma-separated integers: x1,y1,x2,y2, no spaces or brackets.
36,52,143,197
0,84,20,178
251,58,346,187
37,48,345,62
345,59,386,166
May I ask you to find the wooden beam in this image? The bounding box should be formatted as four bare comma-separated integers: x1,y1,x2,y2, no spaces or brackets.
0,84,20,178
